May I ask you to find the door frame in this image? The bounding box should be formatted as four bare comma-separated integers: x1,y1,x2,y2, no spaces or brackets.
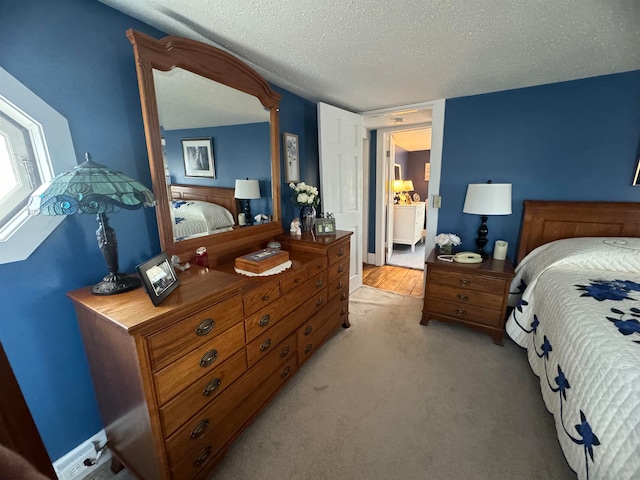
371,99,445,266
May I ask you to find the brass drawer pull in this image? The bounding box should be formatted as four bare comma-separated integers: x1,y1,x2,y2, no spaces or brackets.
304,343,313,354
340,307,347,316
457,294,468,300
262,294,270,301
258,314,271,327
455,309,467,316
459,279,471,286
338,248,345,257
280,366,291,378
260,339,272,351
190,419,209,439
280,345,290,358
195,318,215,336
199,350,218,368
316,278,324,288
337,281,344,290
304,325,313,336
338,265,344,273
193,446,212,467
316,297,324,307
294,277,301,284
202,378,221,397
340,292,347,301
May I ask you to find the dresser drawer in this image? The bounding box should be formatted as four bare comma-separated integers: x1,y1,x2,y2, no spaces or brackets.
426,282,503,311
306,256,327,276
244,297,285,342
298,298,343,362
153,322,245,405
281,270,327,316
327,256,349,283
243,281,281,316
429,268,506,294
147,295,243,371
425,297,504,328
327,241,349,266
246,290,325,367
328,271,349,301
159,349,247,438
279,268,308,294
166,336,297,477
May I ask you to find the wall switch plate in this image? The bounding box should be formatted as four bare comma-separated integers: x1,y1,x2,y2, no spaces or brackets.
53,430,110,480
432,195,442,208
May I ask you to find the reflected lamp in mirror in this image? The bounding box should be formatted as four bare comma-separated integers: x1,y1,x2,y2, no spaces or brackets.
27,153,156,295
234,179,260,226
393,179,404,204
463,181,512,258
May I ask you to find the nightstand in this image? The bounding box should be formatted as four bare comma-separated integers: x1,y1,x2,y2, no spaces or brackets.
421,250,515,345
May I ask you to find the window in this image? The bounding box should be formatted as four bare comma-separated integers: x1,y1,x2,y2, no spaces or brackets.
0,67,76,264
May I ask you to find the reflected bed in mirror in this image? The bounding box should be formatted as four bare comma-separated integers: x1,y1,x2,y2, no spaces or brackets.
127,29,283,265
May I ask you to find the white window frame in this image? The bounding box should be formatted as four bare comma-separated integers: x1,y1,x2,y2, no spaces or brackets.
0,67,76,264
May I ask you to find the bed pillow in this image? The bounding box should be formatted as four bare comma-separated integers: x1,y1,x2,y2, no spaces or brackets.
172,200,235,231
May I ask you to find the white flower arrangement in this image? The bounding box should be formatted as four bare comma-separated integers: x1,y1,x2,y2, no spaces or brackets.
434,233,461,247
289,182,320,208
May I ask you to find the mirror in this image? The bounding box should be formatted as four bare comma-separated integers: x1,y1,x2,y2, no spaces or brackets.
127,30,283,265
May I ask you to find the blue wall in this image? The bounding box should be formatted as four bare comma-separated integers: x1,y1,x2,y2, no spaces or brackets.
0,0,316,461
438,70,640,261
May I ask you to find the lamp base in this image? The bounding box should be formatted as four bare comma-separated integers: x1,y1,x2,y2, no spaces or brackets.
91,273,141,295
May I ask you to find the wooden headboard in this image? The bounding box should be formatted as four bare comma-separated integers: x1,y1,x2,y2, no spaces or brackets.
517,200,640,262
169,184,239,218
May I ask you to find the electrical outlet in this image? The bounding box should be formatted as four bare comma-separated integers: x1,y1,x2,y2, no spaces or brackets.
53,430,109,480
432,195,442,208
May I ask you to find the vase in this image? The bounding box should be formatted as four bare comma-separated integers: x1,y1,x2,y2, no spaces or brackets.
300,205,316,232
439,244,452,254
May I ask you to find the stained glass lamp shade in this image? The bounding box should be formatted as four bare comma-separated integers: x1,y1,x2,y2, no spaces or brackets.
28,153,156,295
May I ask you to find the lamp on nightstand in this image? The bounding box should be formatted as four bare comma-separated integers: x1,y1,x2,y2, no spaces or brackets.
463,181,512,258
234,178,261,226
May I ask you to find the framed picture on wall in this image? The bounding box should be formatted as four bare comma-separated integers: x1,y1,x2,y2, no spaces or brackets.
182,137,215,178
284,132,299,183
424,163,431,181
634,150,640,186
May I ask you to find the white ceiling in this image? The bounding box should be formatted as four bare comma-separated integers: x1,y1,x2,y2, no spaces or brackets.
101,0,640,127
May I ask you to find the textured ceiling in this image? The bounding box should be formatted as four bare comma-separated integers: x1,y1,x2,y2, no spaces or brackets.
101,0,640,118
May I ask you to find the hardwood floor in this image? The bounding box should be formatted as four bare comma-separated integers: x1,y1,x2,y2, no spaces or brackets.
362,264,424,298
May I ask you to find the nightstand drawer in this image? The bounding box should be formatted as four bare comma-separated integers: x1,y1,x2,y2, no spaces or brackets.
426,283,503,310
426,297,503,328
429,268,506,294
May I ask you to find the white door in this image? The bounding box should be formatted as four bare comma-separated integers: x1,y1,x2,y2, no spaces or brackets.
385,134,396,263
318,102,363,292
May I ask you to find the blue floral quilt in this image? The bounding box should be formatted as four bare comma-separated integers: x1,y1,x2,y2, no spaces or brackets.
506,238,640,480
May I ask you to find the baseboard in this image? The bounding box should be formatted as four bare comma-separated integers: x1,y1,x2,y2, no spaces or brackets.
52,430,111,480
366,252,376,265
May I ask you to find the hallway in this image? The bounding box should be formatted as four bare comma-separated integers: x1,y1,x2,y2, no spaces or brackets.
362,264,424,298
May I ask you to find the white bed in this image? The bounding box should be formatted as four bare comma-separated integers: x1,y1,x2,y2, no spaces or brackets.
506,237,640,480
171,199,234,241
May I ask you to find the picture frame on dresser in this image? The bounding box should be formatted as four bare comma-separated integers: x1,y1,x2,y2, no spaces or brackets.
137,251,180,305
315,217,336,235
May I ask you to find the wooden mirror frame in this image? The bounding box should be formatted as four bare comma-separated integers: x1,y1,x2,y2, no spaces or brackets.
127,29,283,265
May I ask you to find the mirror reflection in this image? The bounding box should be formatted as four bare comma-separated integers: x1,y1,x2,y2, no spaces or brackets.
153,68,273,242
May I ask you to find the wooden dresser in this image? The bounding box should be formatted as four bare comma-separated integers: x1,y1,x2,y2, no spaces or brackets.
421,249,515,345
67,231,351,480
393,202,425,252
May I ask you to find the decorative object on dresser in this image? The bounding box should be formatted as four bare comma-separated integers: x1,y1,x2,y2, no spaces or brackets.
393,202,426,252
421,249,515,345
27,152,155,295
401,180,414,204
136,252,180,306
434,232,461,255
289,181,320,232
392,179,404,204
234,179,261,226
234,248,290,274
181,138,215,178
315,217,336,235
283,132,299,183
68,230,352,480
462,181,512,258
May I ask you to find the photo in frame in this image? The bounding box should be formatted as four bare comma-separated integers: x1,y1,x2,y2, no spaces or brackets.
283,132,299,183
315,217,336,235
182,137,215,178
136,252,180,306
424,163,431,181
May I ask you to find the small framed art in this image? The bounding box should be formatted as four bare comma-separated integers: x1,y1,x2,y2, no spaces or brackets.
315,217,336,235
283,132,299,183
137,252,180,306
182,137,215,178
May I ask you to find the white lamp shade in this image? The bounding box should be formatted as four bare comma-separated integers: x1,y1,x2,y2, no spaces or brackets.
393,180,404,192
402,180,414,191
463,183,512,215
234,179,260,199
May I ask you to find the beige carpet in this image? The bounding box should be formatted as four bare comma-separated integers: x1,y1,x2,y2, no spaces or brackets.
85,286,574,480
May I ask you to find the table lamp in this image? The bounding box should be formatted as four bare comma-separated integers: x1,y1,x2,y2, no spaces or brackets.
234,179,260,226
463,181,512,257
393,179,404,204
401,180,414,204
27,153,156,295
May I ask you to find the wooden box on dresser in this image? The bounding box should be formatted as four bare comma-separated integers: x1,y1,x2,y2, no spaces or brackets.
420,249,515,345
67,230,351,480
